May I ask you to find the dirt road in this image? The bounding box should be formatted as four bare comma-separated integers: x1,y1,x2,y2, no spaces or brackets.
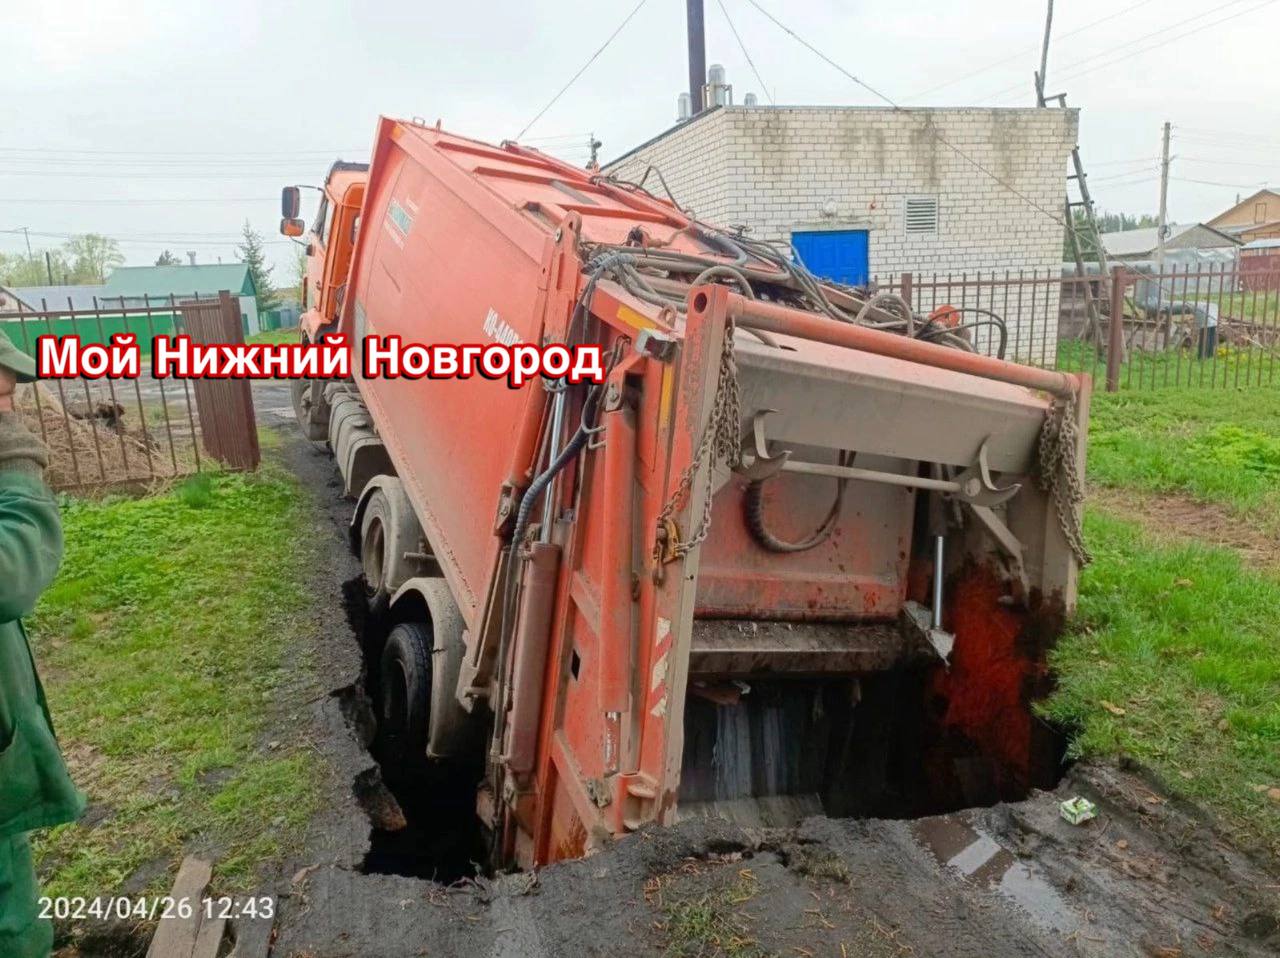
262,420,1280,958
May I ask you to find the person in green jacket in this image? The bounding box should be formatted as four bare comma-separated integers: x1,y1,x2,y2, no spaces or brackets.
0,338,84,958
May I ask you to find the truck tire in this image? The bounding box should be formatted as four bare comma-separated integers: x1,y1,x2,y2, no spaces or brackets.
291,378,327,443
379,622,431,768
360,488,396,612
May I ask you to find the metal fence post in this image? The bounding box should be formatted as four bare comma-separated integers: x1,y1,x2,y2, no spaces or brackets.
1106,266,1126,392
900,271,913,309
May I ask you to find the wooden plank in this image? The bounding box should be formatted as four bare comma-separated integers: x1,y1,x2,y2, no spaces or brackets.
191,916,226,958
227,912,275,958
146,856,212,958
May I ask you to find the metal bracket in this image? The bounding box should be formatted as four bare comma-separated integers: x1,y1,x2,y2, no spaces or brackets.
901,601,954,663
735,411,1021,507
635,327,676,363
968,503,1031,602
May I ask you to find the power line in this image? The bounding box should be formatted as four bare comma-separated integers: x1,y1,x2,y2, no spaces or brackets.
0,145,362,156
1179,156,1280,170
0,170,308,180
1089,156,1160,168
1090,167,1159,183
516,0,649,140
1176,127,1280,145
1046,0,1277,90
905,0,1163,102
0,197,279,205
717,0,774,104
0,228,292,248
982,0,1263,101
742,0,1067,227
1172,175,1272,189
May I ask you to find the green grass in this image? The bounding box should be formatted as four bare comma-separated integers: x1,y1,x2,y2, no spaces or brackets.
1055,339,1276,392
246,326,303,346
1044,511,1280,858
657,867,765,958
1212,291,1279,323
28,466,323,897
1084,385,1280,523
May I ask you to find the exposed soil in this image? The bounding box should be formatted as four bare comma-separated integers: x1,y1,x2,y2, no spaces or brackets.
1090,484,1280,571
272,761,1280,958
246,416,1280,957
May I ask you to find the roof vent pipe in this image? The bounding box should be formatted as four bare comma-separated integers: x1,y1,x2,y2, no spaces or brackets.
678,92,692,121
744,92,758,106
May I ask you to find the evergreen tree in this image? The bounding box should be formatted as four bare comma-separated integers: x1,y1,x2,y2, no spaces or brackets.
237,221,280,315
155,249,181,266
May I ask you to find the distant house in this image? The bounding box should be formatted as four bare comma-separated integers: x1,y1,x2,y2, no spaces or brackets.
1207,189,1280,245
1100,222,1240,262
102,263,260,335
2,284,110,312
1241,238,1280,292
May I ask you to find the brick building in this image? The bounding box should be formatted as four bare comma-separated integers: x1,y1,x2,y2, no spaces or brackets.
605,105,1077,361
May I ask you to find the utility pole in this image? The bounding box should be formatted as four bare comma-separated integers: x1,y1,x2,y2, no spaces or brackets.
686,0,706,115
1154,121,1172,276
19,226,32,257
44,251,53,285
1035,0,1053,104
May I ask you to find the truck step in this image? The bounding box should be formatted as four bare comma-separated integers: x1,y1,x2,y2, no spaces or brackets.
689,619,918,676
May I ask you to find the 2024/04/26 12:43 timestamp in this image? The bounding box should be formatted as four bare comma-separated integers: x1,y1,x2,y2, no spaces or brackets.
39,895,275,922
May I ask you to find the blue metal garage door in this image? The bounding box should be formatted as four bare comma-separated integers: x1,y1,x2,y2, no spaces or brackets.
792,229,870,286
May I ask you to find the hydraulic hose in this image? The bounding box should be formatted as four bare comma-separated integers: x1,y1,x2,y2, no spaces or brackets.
743,452,854,553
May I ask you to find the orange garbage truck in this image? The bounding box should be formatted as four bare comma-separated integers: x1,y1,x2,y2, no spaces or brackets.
280,117,1091,869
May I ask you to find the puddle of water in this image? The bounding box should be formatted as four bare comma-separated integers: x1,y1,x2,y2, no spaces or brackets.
910,816,1080,935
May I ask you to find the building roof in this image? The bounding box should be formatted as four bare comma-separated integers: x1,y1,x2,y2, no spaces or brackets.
603,102,1074,170
1219,220,1280,237
1207,188,1280,227
1100,223,1238,257
1243,237,1280,251
103,263,255,300
3,284,110,311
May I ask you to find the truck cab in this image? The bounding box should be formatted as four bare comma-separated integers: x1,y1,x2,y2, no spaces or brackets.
281,160,369,342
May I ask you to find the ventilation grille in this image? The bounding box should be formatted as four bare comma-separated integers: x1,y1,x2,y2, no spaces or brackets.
905,196,939,235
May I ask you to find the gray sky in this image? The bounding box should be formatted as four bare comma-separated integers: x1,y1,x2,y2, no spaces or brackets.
1,0,1276,281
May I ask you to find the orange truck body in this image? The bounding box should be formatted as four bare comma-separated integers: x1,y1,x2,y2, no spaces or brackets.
290,118,1090,869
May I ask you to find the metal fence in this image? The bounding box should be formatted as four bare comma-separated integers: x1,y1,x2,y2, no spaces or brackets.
1,290,259,492
875,264,1280,391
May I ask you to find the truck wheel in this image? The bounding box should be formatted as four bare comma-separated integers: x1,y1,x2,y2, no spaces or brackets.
379,622,431,768
291,377,329,444
361,489,395,612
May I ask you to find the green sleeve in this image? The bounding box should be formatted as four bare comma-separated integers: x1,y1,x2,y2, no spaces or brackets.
0,414,62,623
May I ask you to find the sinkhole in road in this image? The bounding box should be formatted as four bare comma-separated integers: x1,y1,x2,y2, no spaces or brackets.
341,577,487,883
340,565,1071,879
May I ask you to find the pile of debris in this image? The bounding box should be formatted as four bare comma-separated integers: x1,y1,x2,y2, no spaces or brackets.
15,383,189,490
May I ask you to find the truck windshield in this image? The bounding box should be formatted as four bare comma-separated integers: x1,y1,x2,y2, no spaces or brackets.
313,195,331,249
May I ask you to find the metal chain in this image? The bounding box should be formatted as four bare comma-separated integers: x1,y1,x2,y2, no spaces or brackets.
1037,389,1092,566
654,321,742,563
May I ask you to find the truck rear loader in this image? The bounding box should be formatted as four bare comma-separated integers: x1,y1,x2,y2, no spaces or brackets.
280,117,1091,869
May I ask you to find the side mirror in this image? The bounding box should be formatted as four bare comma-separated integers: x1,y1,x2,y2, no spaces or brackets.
281,186,301,218
280,217,305,238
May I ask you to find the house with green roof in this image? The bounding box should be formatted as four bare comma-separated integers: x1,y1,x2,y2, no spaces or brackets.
103,263,260,334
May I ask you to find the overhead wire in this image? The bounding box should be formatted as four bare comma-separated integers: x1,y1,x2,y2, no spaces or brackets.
742,0,1068,227
904,0,1163,102
982,0,1276,101
716,0,774,104
515,0,649,140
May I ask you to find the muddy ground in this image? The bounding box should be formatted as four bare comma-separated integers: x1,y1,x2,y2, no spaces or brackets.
239,417,1279,958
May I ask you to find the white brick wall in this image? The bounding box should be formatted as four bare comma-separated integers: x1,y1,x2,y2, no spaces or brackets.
606,106,1078,364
